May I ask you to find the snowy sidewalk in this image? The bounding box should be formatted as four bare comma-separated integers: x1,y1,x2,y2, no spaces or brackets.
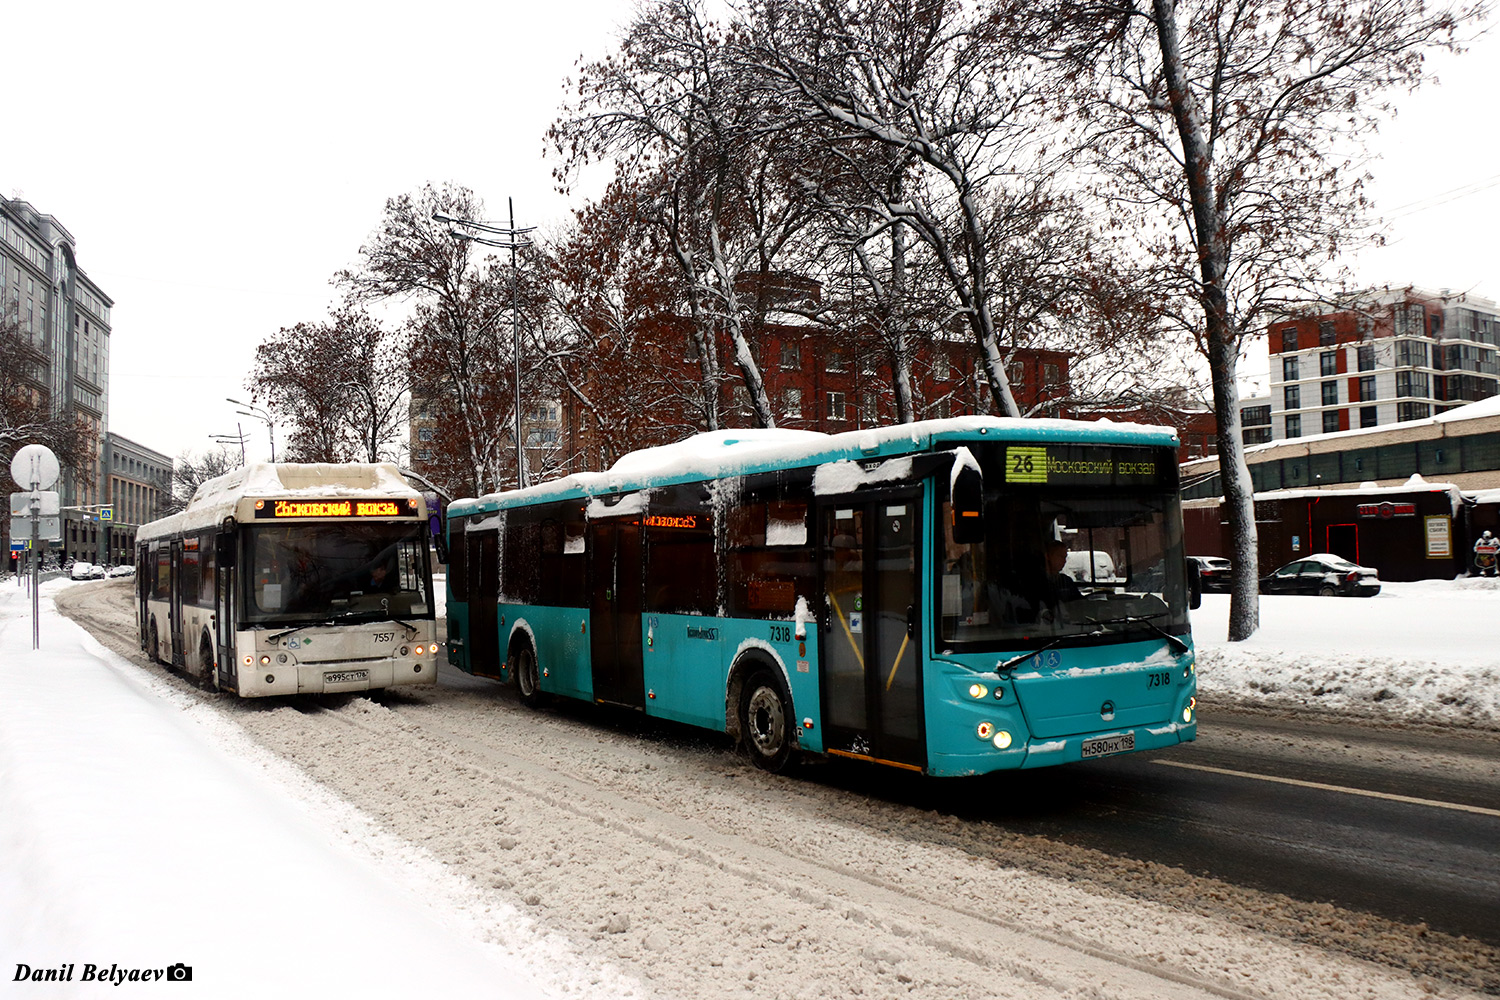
0,581,579,999
1192,578,1500,727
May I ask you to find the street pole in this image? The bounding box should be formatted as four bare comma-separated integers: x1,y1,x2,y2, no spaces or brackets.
29,475,39,649
510,198,526,490
432,206,535,491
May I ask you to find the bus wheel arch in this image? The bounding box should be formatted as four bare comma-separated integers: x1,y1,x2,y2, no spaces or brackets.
728,650,798,774
147,617,162,665
199,630,219,689
507,622,543,708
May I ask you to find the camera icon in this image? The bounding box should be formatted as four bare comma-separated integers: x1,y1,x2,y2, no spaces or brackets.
165,964,193,982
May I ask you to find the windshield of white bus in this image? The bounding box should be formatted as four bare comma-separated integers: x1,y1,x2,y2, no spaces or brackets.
939,447,1187,649
243,522,432,623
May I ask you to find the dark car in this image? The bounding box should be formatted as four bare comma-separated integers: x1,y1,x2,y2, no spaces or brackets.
1187,555,1232,593
1260,553,1381,597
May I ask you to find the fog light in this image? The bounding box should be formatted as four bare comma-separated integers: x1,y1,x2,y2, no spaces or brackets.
992,730,1013,750
260,655,271,665
976,721,995,740
414,663,422,673
265,674,275,684
969,683,988,699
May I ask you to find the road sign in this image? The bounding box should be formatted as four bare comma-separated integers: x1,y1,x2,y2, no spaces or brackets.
10,514,60,542
9,491,61,516
10,444,60,490
100,505,114,521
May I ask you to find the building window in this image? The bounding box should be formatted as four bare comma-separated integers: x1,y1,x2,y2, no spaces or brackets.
1280,327,1299,352
933,354,949,380
1395,370,1429,398
1042,362,1061,387
1285,414,1301,438
1322,410,1340,434
1358,375,1376,402
1394,338,1428,368
417,428,434,442
780,343,800,370
1394,303,1425,337
826,349,845,373
1283,385,1300,410
1241,404,1271,427
1321,381,1338,406
1320,351,1337,376
1282,356,1299,381
1397,401,1431,422
1319,321,1336,346
782,387,802,418
827,391,846,421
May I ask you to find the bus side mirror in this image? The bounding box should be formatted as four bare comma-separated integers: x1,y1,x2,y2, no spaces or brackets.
1187,559,1202,610
951,464,985,545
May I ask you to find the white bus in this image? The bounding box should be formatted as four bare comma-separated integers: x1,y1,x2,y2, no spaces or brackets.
135,463,439,696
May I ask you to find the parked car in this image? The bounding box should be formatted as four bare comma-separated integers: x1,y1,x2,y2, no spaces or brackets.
88,564,107,579
1261,553,1381,597
106,564,136,578
1187,555,1233,592
69,561,95,580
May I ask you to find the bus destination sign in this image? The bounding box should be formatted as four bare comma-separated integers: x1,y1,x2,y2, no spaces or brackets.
1003,445,1169,488
253,498,416,519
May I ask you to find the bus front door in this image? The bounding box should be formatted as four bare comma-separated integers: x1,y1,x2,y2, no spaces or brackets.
468,528,501,678
819,494,926,772
589,518,644,709
216,553,237,690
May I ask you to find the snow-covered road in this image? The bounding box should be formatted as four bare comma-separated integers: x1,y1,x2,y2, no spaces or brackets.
4,576,1497,999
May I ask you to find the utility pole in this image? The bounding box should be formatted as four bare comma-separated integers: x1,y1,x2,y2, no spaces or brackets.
227,398,275,462
433,203,535,491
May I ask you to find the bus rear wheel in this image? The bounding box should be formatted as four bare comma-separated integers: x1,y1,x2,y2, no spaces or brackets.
147,619,162,665
513,642,543,708
200,635,219,690
740,669,796,774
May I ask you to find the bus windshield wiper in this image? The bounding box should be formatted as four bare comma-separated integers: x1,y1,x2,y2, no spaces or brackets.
1088,614,1189,654
997,631,1105,672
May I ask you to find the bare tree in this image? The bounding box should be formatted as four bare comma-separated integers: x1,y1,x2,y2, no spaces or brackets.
0,304,87,490
162,447,240,516
337,183,520,497
1016,0,1480,639
552,0,823,430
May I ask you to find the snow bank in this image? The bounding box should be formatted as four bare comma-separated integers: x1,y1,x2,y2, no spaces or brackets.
1192,578,1500,727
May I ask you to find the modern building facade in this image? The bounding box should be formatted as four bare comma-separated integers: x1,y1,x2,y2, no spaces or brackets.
2,195,115,564
101,433,172,566
1265,286,1499,443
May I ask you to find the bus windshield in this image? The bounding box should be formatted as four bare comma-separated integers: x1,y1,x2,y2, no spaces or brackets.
243,523,433,624
940,463,1187,650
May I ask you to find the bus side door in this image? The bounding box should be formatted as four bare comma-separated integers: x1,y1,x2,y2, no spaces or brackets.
169,539,186,667
589,518,644,709
817,492,926,771
468,527,501,677
215,531,237,690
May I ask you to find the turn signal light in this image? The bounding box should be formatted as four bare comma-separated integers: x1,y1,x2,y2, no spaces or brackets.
976,721,995,740
259,655,271,665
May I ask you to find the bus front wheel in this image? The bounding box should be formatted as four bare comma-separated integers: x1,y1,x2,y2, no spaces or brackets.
740,669,796,774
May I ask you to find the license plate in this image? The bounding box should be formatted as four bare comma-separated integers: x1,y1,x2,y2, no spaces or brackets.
1081,732,1135,759
324,669,369,685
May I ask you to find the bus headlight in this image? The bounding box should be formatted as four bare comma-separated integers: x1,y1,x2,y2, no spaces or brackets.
968,683,988,699
992,730,1013,750
1183,697,1196,723
260,655,271,665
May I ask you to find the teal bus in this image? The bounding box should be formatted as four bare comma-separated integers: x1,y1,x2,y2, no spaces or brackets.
443,417,1199,777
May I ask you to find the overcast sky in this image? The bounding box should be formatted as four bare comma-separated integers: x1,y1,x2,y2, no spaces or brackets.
7,2,1497,462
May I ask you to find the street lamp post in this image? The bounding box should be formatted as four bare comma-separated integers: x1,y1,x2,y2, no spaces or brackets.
211,423,248,464
226,398,275,462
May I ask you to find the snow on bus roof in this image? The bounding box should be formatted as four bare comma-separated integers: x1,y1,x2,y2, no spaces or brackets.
138,463,422,541
450,416,1179,515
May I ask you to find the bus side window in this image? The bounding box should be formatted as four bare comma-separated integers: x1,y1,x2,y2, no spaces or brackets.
153,545,170,601
199,531,216,605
